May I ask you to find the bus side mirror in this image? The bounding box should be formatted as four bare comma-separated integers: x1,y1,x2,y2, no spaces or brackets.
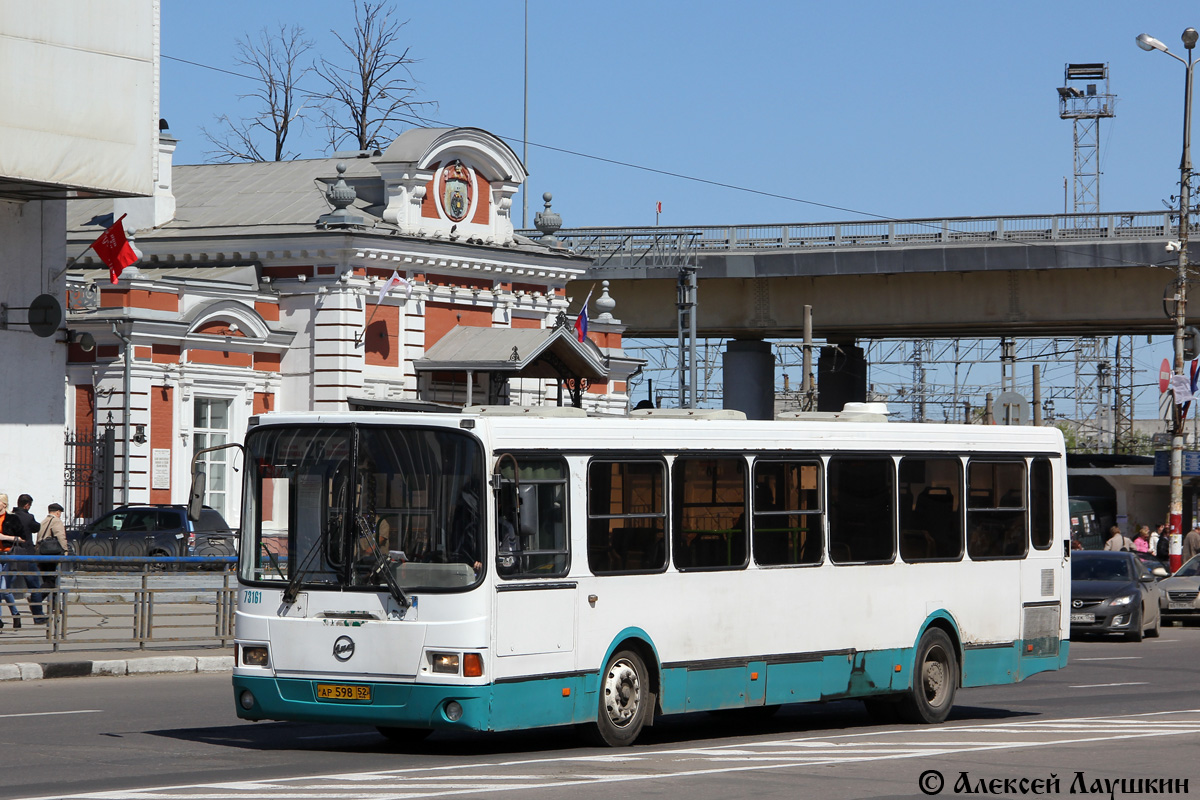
188,470,206,522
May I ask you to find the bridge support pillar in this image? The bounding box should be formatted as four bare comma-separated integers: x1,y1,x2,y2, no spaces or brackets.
722,339,774,420
818,341,866,412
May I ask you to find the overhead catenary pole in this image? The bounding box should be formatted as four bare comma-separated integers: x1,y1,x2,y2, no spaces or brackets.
1137,27,1198,571
802,305,813,409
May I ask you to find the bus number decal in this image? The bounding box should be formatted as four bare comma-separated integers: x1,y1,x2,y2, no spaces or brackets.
243,590,263,604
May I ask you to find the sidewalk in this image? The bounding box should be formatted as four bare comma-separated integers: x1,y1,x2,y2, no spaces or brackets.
0,644,233,681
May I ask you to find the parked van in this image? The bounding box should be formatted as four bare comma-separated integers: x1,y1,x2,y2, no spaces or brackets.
1070,498,1104,550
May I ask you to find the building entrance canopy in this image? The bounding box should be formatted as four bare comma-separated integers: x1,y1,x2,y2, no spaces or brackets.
415,320,608,407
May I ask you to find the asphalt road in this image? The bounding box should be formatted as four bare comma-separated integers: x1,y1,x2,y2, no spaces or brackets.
4,627,1199,800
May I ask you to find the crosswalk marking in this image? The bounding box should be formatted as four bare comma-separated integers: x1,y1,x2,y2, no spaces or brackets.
20,709,1200,800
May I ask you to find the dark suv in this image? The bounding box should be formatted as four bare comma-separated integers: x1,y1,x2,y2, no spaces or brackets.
70,505,237,565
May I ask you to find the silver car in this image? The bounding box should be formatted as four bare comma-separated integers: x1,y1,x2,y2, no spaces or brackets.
1159,555,1200,623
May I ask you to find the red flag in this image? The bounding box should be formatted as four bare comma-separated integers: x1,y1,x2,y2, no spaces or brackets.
656,201,662,214
91,214,142,284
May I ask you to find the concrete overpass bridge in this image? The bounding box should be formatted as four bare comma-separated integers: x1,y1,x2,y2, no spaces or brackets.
540,210,1195,339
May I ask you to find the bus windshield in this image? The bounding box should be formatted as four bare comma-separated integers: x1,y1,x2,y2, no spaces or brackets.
241,424,485,592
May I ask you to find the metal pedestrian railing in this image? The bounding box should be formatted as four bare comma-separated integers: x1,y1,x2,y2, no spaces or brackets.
0,555,236,653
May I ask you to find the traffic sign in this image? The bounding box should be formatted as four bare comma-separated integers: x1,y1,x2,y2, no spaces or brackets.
1161,358,1172,394
994,391,1028,425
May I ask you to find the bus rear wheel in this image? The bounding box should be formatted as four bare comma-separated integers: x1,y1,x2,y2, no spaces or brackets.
897,628,957,724
586,649,651,747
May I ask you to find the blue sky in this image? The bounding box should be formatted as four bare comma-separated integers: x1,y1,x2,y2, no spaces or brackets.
162,1,1200,226
160,1,1200,420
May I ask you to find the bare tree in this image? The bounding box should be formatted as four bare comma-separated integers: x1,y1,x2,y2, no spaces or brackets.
202,24,315,162
314,0,435,152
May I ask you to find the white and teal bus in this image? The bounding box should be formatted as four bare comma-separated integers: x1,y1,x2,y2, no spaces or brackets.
222,405,1069,746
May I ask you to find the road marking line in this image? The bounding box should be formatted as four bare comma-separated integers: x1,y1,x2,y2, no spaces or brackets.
26,710,1200,800
1068,681,1150,688
0,710,102,719
1074,656,1142,661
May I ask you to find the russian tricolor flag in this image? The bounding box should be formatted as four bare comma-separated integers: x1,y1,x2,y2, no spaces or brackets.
574,287,593,343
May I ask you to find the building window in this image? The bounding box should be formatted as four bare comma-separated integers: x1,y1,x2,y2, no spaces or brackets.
193,398,231,517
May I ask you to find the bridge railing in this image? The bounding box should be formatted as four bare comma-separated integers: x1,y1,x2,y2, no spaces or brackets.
525,210,1195,264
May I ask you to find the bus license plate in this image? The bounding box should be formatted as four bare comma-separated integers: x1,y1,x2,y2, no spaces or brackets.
1070,612,1095,623
316,683,372,702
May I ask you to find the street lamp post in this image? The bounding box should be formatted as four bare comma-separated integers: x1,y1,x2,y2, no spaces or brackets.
1138,27,1199,571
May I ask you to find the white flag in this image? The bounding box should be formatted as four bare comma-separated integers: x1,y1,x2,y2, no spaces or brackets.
1172,373,1194,404
376,270,411,305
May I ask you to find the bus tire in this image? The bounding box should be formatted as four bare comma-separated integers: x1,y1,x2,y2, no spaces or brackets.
587,649,651,747
897,628,957,724
376,726,431,745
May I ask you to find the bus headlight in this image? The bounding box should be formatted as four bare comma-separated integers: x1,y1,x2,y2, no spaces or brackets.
445,701,464,721
430,653,460,674
241,645,270,667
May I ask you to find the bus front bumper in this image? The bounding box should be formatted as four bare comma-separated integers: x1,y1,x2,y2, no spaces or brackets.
233,674,492,732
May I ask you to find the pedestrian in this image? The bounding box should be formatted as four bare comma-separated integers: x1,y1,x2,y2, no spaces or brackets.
1134,526,1151,554
2,494,46,624
0,494,21,629
1157,523,1173,560
1183,526,1200,566
1149,524,1162,558
35,503,67,616
1103,525,1135,552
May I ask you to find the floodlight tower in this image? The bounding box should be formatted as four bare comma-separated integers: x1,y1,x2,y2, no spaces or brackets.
1058,63,1116,221
1059,64,1124,450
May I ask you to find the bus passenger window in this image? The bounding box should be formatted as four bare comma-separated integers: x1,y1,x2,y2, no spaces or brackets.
752,460,822,566
673,456,748,571
495,458,570,578
898,457,963,562
1030,458,1053,550
967,461,1027,559
828,457,895,564
587,461,666,575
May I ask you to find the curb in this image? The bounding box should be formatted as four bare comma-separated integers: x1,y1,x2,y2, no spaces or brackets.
0,655,233,681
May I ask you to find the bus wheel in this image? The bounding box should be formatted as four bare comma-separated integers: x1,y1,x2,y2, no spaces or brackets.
590,649,650,747
376,726,431,745
897,628,957,724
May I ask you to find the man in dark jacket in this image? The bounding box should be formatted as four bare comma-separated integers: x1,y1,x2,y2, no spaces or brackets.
2,494,46,623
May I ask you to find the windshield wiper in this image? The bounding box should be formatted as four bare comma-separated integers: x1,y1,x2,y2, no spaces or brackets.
282,534,326,605
260,540,287,581
356,514,410,609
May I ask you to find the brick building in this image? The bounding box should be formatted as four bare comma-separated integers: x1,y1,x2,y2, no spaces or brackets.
65,127,641,526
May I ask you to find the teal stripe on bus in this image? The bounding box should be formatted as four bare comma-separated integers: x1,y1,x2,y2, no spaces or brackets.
234,635,1066,734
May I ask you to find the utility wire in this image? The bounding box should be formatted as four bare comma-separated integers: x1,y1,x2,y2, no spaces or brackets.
164,49,1191,275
